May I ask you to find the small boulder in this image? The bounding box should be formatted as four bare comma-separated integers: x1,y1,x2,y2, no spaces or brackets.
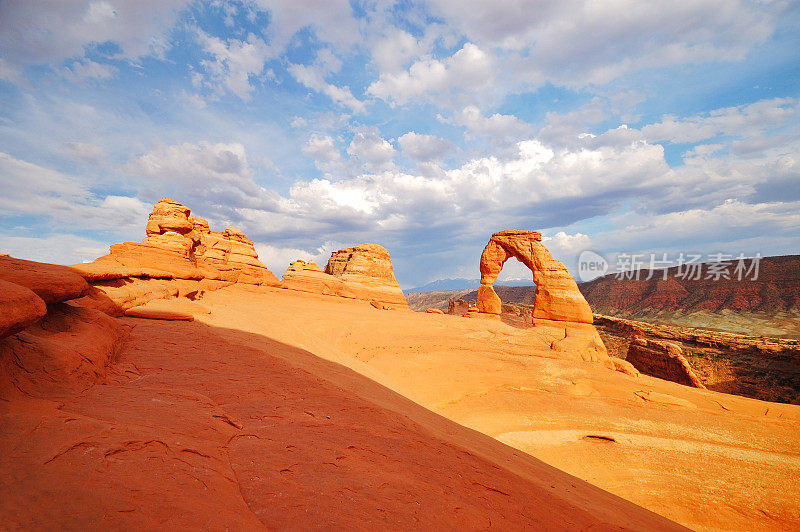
608,358,640,376
145,198,195,238
425,308,445,314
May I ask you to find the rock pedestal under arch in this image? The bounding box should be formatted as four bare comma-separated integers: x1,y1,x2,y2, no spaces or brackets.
477,230,594,324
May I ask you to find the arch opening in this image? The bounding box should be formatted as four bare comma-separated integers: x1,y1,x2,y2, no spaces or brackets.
476,230,593,324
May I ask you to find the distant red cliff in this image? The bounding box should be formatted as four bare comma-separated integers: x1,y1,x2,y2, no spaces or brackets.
580,254,800,313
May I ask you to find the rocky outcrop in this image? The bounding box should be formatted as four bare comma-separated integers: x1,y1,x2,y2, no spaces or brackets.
325,244,408,307
194,223,275,285
0,255,89,304
477,231,593,323
326,244,395,281
594,314,800,404
281,246,408,308
0,279,47,340
145,197,196,238
0,254,127,397
71,198,279,314
626,338,706,388
595,314,800,358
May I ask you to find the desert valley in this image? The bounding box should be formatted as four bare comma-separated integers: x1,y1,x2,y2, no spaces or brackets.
1,198,798,530
2,1,799,530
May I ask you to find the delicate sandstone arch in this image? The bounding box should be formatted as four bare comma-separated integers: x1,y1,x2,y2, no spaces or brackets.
477,230,593,323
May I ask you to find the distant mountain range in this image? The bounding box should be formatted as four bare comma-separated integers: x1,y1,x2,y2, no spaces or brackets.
405,277,534,294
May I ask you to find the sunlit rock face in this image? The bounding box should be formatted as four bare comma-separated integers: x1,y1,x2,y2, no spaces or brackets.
477,230,594,324
281,244,408,308
68,198,279,315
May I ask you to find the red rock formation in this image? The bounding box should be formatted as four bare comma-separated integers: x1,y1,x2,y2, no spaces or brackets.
0,279,47,339
477,231,593,323
625,337,706,388
472,231,620,368
325,244,408,307
70,198,279,314
0,255,89,304
281,246,408,308
145,198,195,237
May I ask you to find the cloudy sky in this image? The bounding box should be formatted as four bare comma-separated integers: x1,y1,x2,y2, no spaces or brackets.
0,0,798,288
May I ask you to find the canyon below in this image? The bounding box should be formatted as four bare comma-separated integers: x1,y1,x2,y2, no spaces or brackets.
2,199,799,531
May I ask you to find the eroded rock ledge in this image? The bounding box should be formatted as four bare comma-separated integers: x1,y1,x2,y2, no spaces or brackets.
0,255,128,400
65,198,408,314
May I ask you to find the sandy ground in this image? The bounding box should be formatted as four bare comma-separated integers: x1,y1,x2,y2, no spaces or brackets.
197,285,800,532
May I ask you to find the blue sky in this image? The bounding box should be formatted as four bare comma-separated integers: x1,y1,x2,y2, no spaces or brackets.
1,0,798,288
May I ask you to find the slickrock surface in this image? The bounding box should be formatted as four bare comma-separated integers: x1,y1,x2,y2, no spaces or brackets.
69,198,279,315
626,337,706,388
124,298,210,321
0,293,679,530
200,285,800,531
3,252,799,530
0,302,129,398
478,231,593,323
0,279,47,340
0,255,89,304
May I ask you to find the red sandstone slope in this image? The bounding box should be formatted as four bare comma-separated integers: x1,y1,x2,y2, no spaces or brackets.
0,312,679,529
579,254,800,315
